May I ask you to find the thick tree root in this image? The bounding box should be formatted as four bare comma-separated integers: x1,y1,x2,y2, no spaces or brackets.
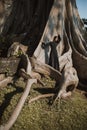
19,68,45,86
0,55,37,130
0,77,13,89
30,57,61,82
0,74,5,81
0,79,37,130
29,93,54,104
0,0,87,129
55,67,79,100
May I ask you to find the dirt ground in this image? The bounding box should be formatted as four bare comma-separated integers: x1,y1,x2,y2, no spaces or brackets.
0,77,87,130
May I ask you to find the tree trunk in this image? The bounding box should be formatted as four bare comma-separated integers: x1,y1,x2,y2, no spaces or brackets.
0,0,53,56
0,0,87,89
0,0,87,129
0,0,87,87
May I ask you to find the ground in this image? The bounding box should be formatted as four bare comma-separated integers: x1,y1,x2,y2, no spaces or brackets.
0,77,87,130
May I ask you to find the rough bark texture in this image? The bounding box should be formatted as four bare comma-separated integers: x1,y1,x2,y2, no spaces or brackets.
34,0,87,83
0,0,87,129
0,0,86,103
0,0,53,56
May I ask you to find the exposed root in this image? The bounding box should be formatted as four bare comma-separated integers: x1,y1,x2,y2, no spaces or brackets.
29,93,54,104
30,57,61,83
55,67,79,100
19,68,45,86
0,77,13,89
0,55,37,130
55,91,72,101
0,0,87,129
0,79,37,130
0,74,5,81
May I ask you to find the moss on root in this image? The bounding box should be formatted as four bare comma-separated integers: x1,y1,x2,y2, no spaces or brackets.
0,77,87,130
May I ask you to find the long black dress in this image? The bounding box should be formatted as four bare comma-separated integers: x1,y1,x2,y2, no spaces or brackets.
49,41,59,70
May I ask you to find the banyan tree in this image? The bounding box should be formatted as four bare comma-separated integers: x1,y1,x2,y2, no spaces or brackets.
0,0,87,129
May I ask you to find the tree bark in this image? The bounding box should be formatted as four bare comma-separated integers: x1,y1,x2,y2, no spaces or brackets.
0,0,87,129
0,0,87,88
0,0,87,89
1,0,54,56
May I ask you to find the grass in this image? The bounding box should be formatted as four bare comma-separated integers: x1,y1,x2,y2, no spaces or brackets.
0,77,87,130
